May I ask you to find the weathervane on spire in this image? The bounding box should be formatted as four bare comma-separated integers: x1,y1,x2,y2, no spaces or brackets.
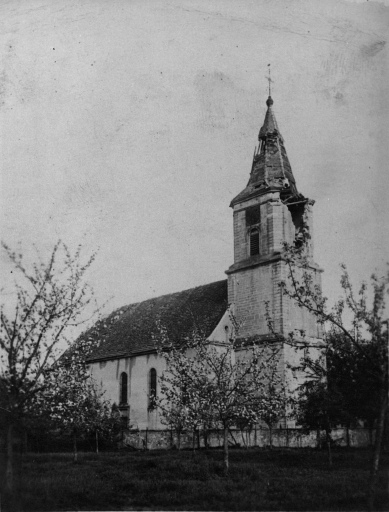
266,63,273,97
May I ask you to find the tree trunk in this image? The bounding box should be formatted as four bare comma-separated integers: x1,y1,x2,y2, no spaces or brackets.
384,408,389,453
223,426,229,476
228,428,239,447
326,429,332,468
368,422,373,447
6,422,14,492
203,428,209,450
240,429,247,449
192,429,196,456
95,430,99,454
367,390,388,510
269,425,273,450
177,430,181,450
73,431,78,463
23,429,28,454
346,425,350,448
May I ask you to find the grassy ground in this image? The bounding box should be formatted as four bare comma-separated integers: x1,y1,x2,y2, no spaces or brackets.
1,448,388,511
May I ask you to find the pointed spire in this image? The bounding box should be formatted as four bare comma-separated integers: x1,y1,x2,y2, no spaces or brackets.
230,90,301,207
258,95,282,140
259,68,281,138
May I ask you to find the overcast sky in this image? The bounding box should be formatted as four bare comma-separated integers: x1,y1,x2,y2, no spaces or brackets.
1,0,388,324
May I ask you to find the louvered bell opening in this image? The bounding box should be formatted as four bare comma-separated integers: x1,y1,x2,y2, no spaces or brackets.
250,229,260,256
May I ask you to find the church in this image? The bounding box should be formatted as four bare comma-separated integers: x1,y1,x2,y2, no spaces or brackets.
85,93,323,434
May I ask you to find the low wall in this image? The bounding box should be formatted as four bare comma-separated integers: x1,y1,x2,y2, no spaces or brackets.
122,427,374,451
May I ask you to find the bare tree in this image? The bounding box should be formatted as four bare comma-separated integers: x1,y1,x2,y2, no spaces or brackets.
0,241,98,491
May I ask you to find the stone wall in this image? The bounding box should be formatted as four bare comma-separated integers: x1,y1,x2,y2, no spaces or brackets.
121,427,374,451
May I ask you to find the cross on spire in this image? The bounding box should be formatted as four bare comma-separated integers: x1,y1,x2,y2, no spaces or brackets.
266,63,273,97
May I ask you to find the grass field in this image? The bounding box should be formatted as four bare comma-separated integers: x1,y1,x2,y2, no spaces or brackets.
1,448,388,511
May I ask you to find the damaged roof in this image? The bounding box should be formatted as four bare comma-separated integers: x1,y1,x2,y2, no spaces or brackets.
83,280,228,362
231,96,300,206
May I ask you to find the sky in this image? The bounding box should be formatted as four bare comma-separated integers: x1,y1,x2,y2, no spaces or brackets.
1,0,388,328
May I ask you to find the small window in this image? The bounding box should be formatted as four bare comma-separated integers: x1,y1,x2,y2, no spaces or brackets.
250,228,260,256
149,368,157,410
120,372,128,405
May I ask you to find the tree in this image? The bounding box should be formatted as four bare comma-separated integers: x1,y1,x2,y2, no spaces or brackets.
294,375,337,466
258,366,288,449
0,241,97,490
154,316,285,474
291,336,349,467
281,235,388,509
295,331,383,445
152,324,216,451
326,332,383,437
41,334,118,461
292,327,386,470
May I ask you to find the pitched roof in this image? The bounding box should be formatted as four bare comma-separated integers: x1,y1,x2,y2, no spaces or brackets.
84,280,228,362
231,96,301,206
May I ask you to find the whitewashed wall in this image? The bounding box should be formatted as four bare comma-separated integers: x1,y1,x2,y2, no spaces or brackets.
88,352,167,429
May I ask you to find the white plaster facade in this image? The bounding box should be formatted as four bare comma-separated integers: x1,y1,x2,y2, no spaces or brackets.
87,309,237,429
88,352,167,429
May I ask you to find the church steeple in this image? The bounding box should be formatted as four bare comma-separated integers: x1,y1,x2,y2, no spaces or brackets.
225,85,323,427
231,94,300,207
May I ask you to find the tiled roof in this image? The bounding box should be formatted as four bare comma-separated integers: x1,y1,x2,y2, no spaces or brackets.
231,96,300,206
84,280,228,362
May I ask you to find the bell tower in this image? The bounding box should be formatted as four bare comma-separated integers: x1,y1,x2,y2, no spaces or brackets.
226,93,323,347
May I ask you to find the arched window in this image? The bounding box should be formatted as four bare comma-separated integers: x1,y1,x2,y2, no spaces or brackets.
149,368,157,410
250,228,260,256
120,372,128,405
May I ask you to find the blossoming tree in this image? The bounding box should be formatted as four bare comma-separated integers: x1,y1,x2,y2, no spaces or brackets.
41,333,118,461
0,241,98,490
154,315,286,474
